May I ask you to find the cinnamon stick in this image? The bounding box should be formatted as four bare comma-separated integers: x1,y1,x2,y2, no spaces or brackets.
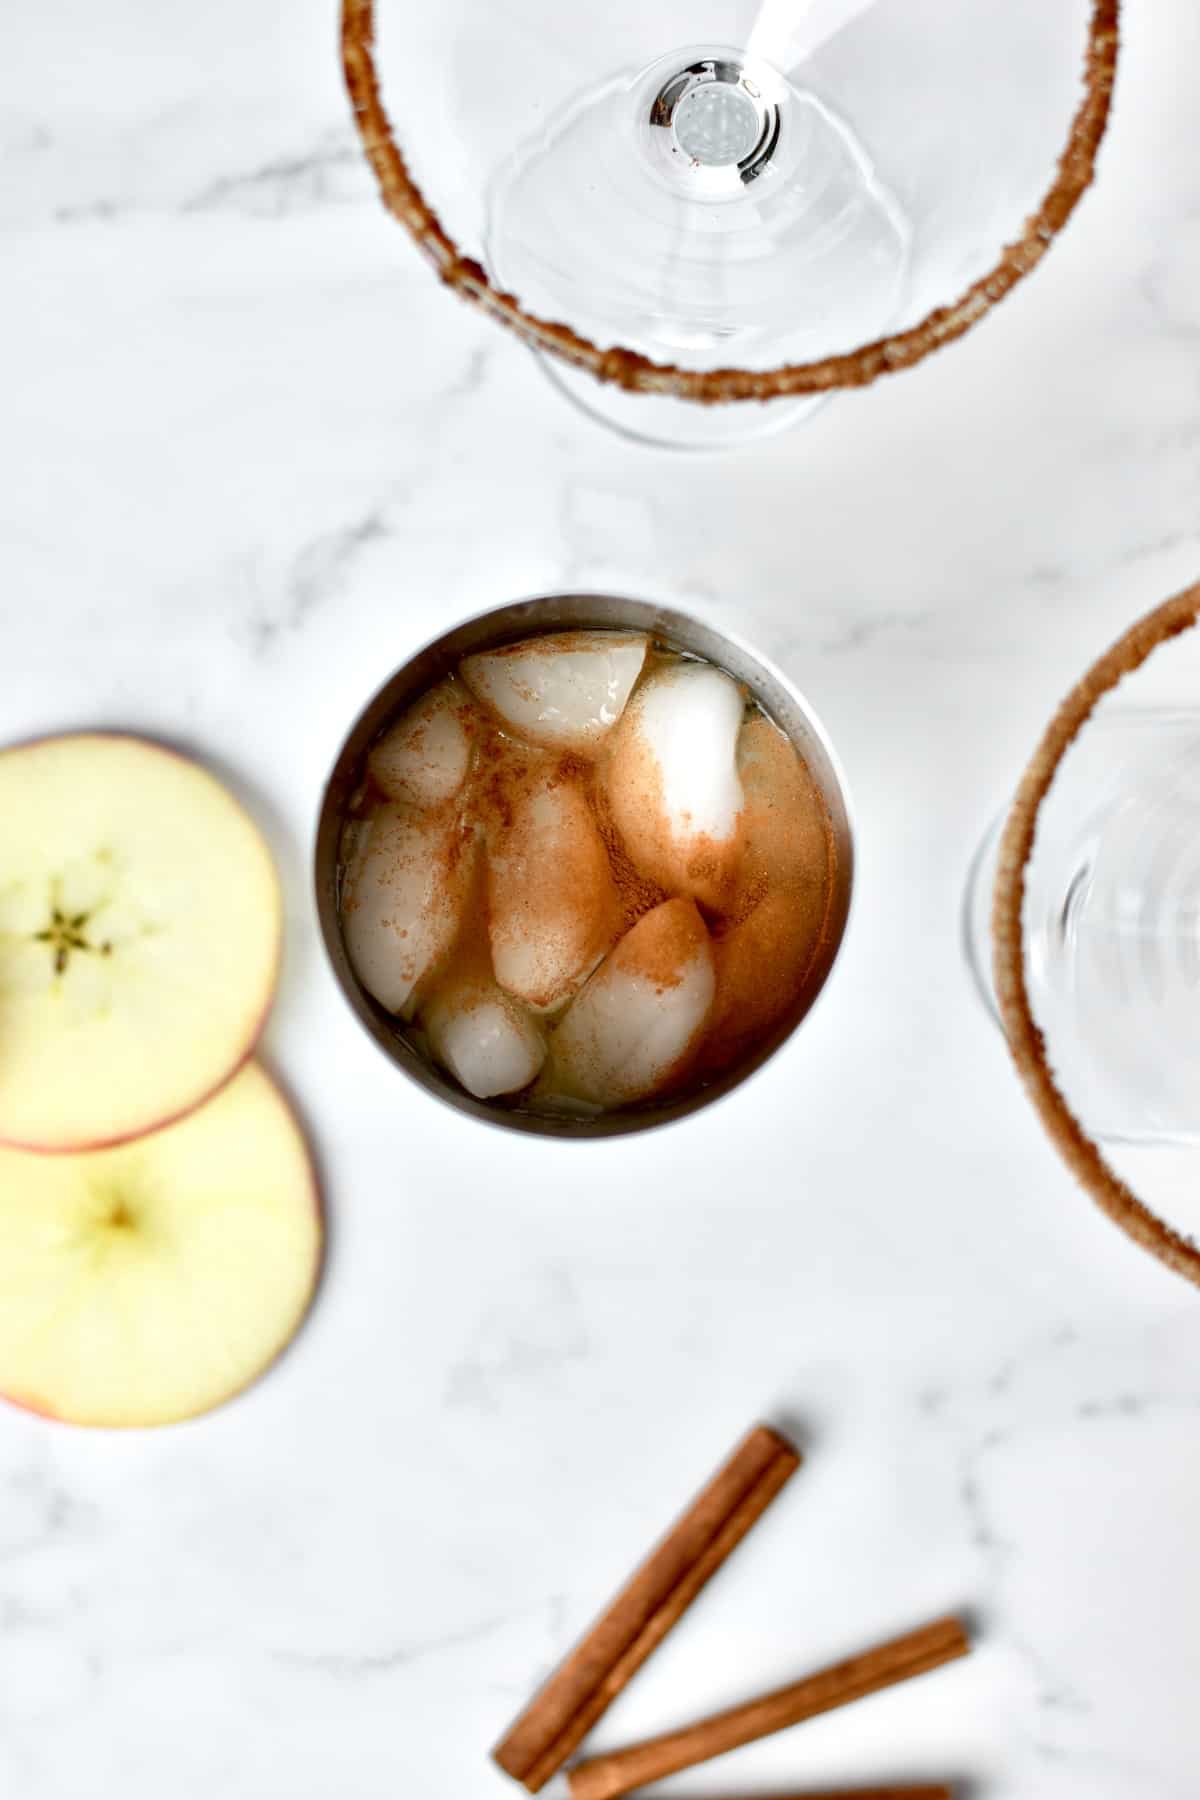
567,1615,971,1800
690,1791,953,1800
492,1424,800,1792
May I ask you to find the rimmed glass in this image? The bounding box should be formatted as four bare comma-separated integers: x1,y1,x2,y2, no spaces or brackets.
980,583,1200,1290
342,0,1118,446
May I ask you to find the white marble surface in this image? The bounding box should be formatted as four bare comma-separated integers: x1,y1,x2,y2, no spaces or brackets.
4,4,1200,1796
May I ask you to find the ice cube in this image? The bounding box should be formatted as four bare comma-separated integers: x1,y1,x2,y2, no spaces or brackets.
734,716,831,894
698,718,834,1074
700,892,820,1076
604,663,745,909
341,804,474,1019
366,680,474,809
423,972,545,1099
550,898,715,1107
461,631,647,753
486,763,621,1011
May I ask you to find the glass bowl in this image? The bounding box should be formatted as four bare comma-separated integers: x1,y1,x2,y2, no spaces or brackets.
341,0,1119,445
989,581,1200,1288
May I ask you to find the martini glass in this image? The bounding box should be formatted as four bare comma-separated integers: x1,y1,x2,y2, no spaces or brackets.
343,0,1118,448
967,584,1200,1289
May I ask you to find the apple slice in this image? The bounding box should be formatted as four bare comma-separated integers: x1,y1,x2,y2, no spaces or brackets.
0,734,281,1152
0,1062,321,1427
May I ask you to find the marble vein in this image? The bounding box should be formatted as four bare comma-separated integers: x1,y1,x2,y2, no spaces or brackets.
182,134,366,219
272,1613,509,1680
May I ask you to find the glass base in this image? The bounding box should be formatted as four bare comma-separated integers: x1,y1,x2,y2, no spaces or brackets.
538,352,825,451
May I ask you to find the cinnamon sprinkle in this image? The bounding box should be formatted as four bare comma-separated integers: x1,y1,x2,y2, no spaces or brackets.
600,670,745,913
473,735,621,1011
590,779,670,930
610,897,700,993
696,716,837,1074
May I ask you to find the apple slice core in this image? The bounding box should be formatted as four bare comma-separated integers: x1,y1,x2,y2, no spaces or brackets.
0,1063,321,1427
0,733,281,1151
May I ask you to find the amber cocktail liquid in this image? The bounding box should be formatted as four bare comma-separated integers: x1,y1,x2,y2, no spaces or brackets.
337,630,837,1115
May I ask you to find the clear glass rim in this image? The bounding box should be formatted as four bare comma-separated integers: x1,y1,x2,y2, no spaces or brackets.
992,580,1200,1291
341,0,1120,405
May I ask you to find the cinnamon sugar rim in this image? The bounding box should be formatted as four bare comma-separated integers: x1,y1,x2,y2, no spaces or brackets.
341,0,1119,405
992,583,1200,1288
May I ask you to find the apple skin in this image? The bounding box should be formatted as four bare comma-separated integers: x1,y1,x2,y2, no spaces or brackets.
0,1034,268,1159
0,729,283,1156
0,1066,325,1429
2,1390,60,1423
